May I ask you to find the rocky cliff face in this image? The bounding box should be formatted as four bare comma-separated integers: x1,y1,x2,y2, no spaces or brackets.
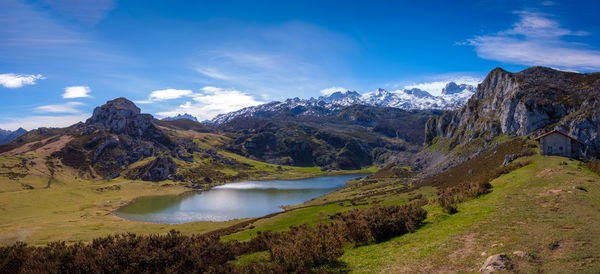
425,67,600,157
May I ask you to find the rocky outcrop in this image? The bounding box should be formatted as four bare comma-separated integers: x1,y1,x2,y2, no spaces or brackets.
124,157,177,182
54,98,199,179
425,67,600,157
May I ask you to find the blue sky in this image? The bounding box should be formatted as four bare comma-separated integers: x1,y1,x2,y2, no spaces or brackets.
1,0,600,129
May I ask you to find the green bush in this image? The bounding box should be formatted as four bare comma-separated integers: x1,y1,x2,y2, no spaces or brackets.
335,200,428,243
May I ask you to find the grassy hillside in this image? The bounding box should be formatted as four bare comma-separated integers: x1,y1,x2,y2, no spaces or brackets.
341,155,600,272
219,146,600,272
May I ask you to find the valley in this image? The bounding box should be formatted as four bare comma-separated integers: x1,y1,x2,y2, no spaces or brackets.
1,66,600,272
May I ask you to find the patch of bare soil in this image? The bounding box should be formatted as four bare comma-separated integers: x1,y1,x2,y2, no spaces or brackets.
448,233,478,261
538,189,563,198
536,168,559,178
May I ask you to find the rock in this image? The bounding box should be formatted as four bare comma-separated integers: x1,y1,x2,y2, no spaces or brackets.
503,154,512,166
131,157,177,182
479,253,507,273
512,250,529,258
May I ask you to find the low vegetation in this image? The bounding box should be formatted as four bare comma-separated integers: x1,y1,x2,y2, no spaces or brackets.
437,160,532,214
0,203,428,273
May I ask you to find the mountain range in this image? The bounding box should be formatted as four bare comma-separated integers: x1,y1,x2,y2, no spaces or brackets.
208,82,475,124
162,113,199,122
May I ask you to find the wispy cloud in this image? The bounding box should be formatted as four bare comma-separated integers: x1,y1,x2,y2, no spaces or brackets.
0,0,131,65
320,86,348,95
0,114,89,130
156,86,263,121
62,86,91,98
191,22,356,98
35,102,84,114
39,0,115,26
465,11,600,71
0,73,44,88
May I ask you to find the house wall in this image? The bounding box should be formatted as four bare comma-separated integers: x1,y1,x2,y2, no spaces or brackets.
540,133,571,157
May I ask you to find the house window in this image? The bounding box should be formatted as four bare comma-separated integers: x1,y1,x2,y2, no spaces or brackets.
559,146,563,150
548,146,552,154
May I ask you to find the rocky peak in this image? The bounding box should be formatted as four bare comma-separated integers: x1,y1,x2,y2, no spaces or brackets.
86,97,154,137
441,82,475,95
404,88,432,98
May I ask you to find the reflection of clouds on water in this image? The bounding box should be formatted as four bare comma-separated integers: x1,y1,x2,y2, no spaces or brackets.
117,174,365,224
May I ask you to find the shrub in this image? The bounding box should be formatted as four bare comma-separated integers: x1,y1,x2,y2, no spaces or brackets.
268,223,347,271
437,190,458,214
335,200,428,243
586,160,600,175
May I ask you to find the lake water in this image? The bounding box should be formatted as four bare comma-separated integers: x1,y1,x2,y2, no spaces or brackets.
116,174,364,224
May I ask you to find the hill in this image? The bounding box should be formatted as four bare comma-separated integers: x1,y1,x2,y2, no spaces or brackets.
218,105,442,170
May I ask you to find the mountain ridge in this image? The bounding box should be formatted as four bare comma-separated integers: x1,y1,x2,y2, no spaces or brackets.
209,82,475,124
0,128,27,145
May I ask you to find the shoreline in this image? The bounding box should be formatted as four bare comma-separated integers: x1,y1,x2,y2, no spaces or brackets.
110,172,370,225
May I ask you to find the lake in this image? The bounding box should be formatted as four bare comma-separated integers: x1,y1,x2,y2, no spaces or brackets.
115,174,364,224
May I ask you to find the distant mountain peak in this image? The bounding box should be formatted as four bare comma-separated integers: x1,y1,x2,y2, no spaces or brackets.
162,113,199,122
441,82,475,95
403,88,433,98
0,127,27,145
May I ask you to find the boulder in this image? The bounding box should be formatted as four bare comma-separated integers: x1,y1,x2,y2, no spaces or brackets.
479,253,507,273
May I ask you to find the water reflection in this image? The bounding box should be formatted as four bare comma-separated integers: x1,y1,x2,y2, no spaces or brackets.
116,174,364,224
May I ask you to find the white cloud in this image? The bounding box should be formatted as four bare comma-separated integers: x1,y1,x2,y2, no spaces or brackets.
149,88,193,101
0,114,89,130
62,86,91,98
320,86,347,95
35,102,84,113
0,73,44,88
465,11,600,71
156,87,263,121
403,76,482,96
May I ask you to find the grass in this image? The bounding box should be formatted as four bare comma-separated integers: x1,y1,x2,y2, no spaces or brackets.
339,155,600,272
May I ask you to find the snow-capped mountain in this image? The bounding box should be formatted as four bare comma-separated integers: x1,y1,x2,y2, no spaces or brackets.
162,113,199,122
209,82,476,124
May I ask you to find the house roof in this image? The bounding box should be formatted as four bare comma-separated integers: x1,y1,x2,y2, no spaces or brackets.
534,129,585,145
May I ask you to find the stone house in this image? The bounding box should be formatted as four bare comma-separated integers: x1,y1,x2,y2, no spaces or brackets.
535,129,584,158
